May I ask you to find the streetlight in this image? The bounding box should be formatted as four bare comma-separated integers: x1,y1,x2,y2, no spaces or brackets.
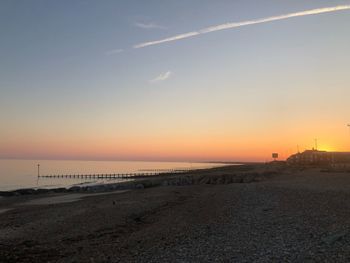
314,138,318,151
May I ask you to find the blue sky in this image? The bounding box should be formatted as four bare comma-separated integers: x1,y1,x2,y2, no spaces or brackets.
1,0,350,161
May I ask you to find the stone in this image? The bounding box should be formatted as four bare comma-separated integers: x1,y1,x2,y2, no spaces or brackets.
322,231,347,245
35,189,50,194
68,186,81,192
135,184,145,189
162,181,169,186
0,191,15,197
14,188,36,195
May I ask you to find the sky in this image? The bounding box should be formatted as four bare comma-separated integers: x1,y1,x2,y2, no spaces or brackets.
1,0,350,162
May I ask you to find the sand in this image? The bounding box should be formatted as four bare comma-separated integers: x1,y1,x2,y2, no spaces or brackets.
1,164,350,262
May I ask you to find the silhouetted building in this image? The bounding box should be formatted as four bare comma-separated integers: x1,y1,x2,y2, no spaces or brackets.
287,150,350,166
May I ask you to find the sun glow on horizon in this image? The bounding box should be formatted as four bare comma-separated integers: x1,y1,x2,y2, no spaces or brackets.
0,1,349,162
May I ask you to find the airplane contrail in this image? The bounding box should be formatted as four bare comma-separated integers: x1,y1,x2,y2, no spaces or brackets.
134,5,350,48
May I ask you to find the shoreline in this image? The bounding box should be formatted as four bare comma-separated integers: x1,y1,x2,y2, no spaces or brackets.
0,161,237,194
2,163,350,262
0,163,277,197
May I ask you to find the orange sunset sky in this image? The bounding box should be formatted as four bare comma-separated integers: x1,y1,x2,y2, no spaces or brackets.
1,1,350,162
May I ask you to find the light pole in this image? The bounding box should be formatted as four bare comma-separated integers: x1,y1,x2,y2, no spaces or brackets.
314,138,318,151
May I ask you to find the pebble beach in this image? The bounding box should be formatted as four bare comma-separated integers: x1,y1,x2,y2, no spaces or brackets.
1,163,350,262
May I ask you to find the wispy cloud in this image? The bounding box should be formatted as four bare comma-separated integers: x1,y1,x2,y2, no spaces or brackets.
135,22,166,29
105,49,124,55
150,71,172,83
134,5,350,48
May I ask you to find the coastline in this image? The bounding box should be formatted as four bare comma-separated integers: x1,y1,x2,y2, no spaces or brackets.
0,159,232,193
2,163,350,262
0,164,268,197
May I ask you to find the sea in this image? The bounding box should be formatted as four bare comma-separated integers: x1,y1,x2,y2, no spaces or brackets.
0,159,228,191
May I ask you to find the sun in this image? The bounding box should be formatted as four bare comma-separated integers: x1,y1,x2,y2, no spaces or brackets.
318,144,337,152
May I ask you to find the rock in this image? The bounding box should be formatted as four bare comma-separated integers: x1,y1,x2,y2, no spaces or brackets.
242,173,257,183
216,176,224,184
209,176,218,184
142,181,153,188
104,185,113,191
0,191,15,197
91,185,108,192
223,174,233,184
68,186,81,192
232,175,243,183
322,231,347,245
136,184,145,189
180,177,191,185
14,188,36,195
35,188,50,194
193,175,204,184
199,177,210,184
52,188,67,193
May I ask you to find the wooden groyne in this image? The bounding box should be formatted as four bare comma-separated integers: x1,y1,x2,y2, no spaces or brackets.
38,169,192,180
138,169,192,172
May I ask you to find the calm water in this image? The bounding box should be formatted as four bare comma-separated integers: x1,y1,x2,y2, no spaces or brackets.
0,159,227,191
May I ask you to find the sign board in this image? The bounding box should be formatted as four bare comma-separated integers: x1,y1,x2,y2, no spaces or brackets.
272,153,279,159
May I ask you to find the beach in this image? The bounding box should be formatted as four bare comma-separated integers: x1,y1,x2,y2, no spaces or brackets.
1,163,350,262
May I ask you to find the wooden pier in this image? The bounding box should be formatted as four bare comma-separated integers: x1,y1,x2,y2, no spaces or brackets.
38,169,192,180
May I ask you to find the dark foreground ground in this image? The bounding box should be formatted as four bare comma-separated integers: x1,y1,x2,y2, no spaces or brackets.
1,164,350,262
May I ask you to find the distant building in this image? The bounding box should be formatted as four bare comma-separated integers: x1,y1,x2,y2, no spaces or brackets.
287,150,350,166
